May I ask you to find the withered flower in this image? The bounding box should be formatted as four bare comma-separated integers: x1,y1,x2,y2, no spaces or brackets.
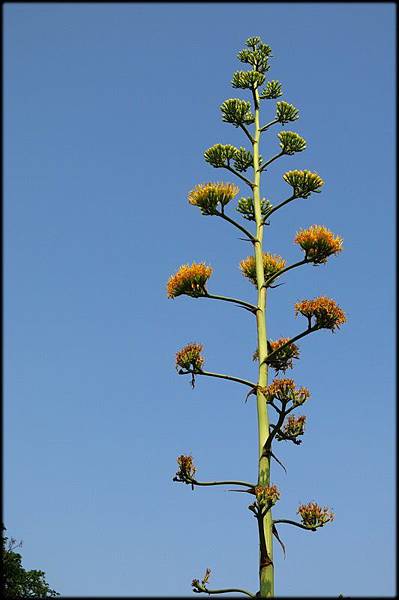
175,454,196,482
265,378,310,406
297,501,334,528
175,343,204,372
267,338,300,373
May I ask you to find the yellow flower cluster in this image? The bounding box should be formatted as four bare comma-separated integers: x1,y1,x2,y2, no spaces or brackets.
239,253,286,287
255,484,280,506
283,169,324,198
175,343,204,372
176,454,196,481
295,225,343,264
267,338,300,373
167,262,213,298
188,182,239,215
297,501,334,528
295,296,347,331
265,378,310,406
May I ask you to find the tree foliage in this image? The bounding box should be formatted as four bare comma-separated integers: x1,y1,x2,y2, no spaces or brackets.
2,526,59,598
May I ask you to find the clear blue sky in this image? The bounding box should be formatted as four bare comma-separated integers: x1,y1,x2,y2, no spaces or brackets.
4,3,395,597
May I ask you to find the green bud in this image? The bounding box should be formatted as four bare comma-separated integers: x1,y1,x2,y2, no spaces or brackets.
260,80,283,99
278,131,307,154
276,101,299,124
204,143,239,168
231,70,265,90
220,98,254,127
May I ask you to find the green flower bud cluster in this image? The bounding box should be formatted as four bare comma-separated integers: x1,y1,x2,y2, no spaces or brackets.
278,131,307,154
237,37,273,73
283,170,324,198
236,197,272,221
220,98,254,127
234,147,253,172
276,101,299,124
259,80,283,99
204,144,238,167
232,70,265,90
204,144,255,173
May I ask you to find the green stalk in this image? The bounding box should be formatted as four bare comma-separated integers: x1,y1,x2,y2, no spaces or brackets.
252,85,274,597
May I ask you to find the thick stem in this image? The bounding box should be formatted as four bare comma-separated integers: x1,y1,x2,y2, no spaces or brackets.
252,85,274,598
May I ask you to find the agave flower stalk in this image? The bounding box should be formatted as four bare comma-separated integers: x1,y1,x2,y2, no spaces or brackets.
168,35,345,598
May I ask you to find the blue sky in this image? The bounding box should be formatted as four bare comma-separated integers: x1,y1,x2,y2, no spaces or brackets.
4,3,395,597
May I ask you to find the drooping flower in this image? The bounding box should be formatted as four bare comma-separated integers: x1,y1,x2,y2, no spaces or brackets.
266,338,300,373
295,225,343,264
276,415,306,442
175,454,196,481
175,343,204,372
264,378,310,406
295,296,347,331
167,262,213,298
283,169,324,198
297,502,334,528
240,253,286,287
188,182,239,215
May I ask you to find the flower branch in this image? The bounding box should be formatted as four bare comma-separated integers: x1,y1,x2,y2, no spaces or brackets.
259,118,279,133
261,326,318,367
263,258,309,289
225,164,254,188
201,291,257,313
262,194,297,222
215,208,257,242
178,367,256,389
239,123,255,144
258,151,284,173
273,519,317,532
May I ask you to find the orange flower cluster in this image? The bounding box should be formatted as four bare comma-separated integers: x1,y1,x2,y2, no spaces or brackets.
297,501,334,528
267,338,300,373
176,454,196,481
188,182,239,215
295,296,347,331
276,415,306,441
283,169,324,198
265,378,310,406
255,484,280,506
175,343,204,372
294,225,343,264
239,253,286,287
167,262,213,298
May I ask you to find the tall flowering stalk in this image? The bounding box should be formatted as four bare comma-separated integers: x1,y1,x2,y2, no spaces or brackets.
167,35,346,598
